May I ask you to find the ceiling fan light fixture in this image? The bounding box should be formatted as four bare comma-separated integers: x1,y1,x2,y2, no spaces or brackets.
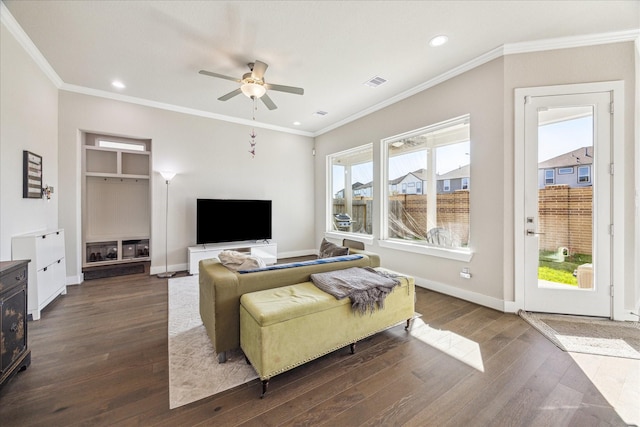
241,82,266,98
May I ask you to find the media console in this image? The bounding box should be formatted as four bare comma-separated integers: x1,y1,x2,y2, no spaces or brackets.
187,241,277,275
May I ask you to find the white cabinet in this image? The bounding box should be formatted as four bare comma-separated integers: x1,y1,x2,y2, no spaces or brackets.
12,229,67,320
187,241,277,275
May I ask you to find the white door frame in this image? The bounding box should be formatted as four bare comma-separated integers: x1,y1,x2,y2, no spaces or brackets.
514,81,626,320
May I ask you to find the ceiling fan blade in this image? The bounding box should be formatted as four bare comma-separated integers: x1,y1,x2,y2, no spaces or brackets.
265,83,304,95
251,60,268,80
260,93,277,110
218,88,242,101
199,70,241,82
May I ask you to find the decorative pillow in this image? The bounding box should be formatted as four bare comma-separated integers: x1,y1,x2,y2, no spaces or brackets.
318,238,349,258
218,250,266,272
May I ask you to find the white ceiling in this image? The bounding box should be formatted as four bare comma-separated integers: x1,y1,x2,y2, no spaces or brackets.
3,0,639,136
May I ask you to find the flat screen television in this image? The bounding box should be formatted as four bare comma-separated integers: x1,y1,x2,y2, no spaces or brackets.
196,199,272,244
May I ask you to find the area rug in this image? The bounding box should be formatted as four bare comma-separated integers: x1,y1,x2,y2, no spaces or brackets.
518,310,640,360
168,275,257,409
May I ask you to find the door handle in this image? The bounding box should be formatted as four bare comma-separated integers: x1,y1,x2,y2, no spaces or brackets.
526,229,545,236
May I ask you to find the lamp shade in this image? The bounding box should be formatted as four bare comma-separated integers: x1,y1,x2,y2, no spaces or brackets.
160,171,176,181
241,82,266,99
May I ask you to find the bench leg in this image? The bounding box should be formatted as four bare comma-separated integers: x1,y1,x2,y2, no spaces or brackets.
350,342,356,354
217,351,227,363
260,380,269,398
405,318,412,331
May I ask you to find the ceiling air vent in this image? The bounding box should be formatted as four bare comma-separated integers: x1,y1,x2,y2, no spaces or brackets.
313,111,329,117
363,76,388,88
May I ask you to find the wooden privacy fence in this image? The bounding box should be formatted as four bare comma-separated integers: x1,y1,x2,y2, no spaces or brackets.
334,185,593,256
538,185,592,255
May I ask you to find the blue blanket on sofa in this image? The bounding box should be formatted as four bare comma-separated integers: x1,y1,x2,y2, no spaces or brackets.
238,254,363,274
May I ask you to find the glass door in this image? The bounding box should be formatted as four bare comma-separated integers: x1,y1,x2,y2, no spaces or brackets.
523,92,611,317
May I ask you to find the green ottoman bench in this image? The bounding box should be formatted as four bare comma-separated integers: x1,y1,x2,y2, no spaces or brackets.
239,268,415,397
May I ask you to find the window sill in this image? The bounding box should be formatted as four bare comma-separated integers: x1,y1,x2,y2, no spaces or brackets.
324,231,374,246
378,239,474,262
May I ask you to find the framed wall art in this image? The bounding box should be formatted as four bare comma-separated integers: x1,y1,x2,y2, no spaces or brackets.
23,150,42,199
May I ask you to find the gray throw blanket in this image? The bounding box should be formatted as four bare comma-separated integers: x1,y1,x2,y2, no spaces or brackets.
310,267,399,314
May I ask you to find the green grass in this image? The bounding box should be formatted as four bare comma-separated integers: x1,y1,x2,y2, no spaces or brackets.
537,252,592,286
538,266,577,285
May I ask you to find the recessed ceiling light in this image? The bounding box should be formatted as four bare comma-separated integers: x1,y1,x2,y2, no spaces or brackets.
293,121,301,126
111,80,126,89
429,35,448,47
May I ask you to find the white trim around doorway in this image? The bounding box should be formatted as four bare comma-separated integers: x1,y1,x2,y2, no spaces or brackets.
512,81,630,321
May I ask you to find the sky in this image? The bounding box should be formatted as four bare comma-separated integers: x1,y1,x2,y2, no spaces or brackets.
334,115,592,194
538,115,593,162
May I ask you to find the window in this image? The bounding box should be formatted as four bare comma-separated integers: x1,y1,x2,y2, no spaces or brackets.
328,144,373,235
98,139,146,152
558,167,573,175
578,165,591,183
383,115,470,251
545,169,555,185
461,177,469,190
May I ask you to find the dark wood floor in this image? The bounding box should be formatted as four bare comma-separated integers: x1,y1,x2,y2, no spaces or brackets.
0,267,629,426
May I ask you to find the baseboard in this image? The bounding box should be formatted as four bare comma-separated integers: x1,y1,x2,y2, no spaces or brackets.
413,274,506,313
150,262,188,276
66,274,83,286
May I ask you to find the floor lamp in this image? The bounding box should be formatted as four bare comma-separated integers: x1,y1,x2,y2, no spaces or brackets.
158,171,176,278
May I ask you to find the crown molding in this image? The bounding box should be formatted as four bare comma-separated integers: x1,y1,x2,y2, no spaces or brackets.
314,46,505,136
1,1,62,88
313,29,639,137
2,1,635,140
503,28,640,55
61,83,314,137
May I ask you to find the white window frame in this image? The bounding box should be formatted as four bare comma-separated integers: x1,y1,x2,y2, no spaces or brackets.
544,169,555,184
558,167,573,175
577,165,591,183
380,115,473,262
443,179,451,192
461,177,469,190
98,139,146,152
325,144,374,243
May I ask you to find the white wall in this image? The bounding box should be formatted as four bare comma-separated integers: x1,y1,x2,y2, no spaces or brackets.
504,42,637,311
0,24,59,260
315,41,637,314
315,57,506,306
58,92,316,279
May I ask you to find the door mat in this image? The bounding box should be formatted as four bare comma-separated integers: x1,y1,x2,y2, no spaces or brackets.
519,310,640,360
83,263,146,280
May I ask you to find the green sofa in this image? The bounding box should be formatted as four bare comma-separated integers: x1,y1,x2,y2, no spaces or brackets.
198,249,381,362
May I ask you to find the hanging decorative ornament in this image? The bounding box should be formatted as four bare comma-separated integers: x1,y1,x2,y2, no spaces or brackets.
249,97,257,158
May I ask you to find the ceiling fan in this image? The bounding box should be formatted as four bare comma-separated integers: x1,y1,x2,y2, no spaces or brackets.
199,60,304,110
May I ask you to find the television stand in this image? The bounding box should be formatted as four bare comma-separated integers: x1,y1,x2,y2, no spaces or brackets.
187,241,277,275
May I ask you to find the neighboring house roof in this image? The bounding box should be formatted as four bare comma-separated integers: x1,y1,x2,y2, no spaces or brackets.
437,164,470,180
411,168,428,181
389,175,406,185
354,181,372,191
538,146,593,169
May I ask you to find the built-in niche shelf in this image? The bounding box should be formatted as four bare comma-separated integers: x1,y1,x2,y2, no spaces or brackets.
84,146,150,178
82,134,151,269
85,238,149,266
